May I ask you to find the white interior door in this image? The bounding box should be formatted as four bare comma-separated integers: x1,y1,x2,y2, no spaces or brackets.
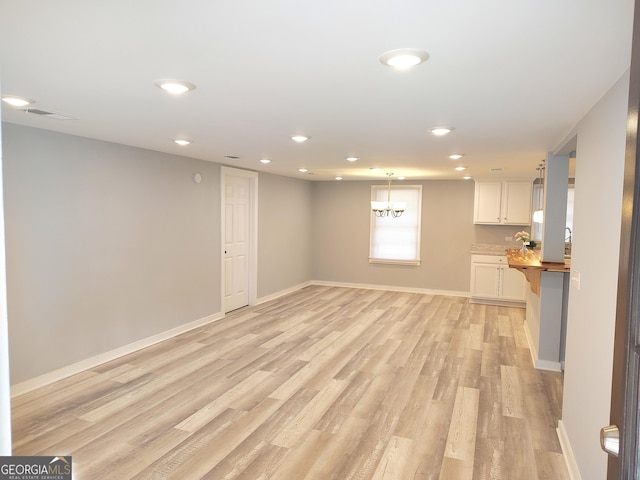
224,174,250,312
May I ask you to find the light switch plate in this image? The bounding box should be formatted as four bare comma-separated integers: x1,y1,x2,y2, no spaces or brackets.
571,271,580,290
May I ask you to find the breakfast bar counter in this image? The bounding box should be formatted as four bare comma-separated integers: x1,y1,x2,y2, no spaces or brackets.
505,248,570,295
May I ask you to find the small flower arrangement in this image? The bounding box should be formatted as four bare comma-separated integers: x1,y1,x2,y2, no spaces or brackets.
514,231,530,252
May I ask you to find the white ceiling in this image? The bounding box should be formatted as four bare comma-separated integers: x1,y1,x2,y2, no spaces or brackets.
0,0,634,181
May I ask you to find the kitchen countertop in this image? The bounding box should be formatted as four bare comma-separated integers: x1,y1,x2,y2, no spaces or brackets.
471,243,516,256
470,244,515,255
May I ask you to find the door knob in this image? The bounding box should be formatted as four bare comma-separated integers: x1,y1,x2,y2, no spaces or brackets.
600,424,619,457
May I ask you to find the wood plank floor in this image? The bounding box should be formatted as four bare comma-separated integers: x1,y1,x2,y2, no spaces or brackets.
11,286,569,479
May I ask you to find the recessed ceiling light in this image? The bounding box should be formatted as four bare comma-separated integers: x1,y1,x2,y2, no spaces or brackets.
260,159,271,164
1,95,34,107
346,157,360,162
370,167,382,172
291,135,309,143
429,126,454,136
173,139,191,146
463,176,472,180
379,49,429,69
455,166,467,171
449,154,464,160
298,168,308,173
397,176,406,180
154,79,196,94
335,176,343,181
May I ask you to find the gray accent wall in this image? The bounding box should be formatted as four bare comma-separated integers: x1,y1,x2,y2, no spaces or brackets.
257,172,313,298
311,179,516,292
2,123,317,385
3,123,222,384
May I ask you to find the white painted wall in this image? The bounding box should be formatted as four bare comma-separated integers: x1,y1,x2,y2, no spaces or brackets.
559,71,629,479
0,87,13,454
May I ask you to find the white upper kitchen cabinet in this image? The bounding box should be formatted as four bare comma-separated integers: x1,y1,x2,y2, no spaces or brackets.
474,180,532,225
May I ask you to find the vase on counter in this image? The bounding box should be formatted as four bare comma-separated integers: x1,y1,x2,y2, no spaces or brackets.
514,231,531,255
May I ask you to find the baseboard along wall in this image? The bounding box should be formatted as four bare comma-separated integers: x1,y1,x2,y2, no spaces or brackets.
11,311,224,397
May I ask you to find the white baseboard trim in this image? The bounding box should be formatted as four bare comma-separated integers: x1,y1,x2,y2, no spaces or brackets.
523,321,563,372
11,311,224,398
523,319,538,364
7,281,489,397
557,420,582,480
311,280,470,298
469,297,526,308
534,359,563,372
256,281,313,305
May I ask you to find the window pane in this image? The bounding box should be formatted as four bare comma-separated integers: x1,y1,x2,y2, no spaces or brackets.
370,185,422,264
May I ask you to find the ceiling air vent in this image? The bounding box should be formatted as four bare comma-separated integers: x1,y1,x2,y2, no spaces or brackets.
19,108,75,120
489,167,504,172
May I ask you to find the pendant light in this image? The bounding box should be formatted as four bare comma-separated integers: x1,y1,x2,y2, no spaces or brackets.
533,161,545,223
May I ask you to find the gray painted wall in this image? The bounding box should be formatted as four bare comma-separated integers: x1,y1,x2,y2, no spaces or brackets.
3,123,222,384
311,179,521,292
2,121,531,387
257,172,313,298
2,123,317,385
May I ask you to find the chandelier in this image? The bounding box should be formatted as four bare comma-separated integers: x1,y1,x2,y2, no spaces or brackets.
371,173,406,217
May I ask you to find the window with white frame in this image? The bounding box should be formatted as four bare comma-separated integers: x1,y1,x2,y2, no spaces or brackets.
369,184,422,265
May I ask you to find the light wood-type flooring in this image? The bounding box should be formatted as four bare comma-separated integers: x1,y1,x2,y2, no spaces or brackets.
11,286,570,479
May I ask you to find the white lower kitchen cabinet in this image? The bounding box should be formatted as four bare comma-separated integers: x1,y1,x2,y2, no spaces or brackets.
470,254,526,306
